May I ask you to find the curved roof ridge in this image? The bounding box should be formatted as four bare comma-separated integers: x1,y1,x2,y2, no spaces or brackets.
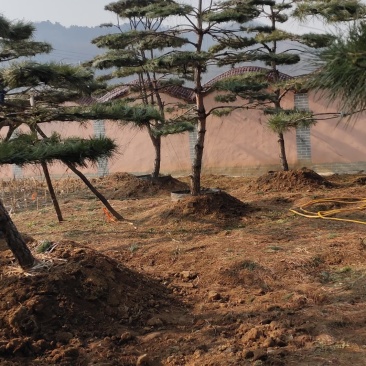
162,84,195,102
97,80,140,103
97,85,129,103
77,96,97,105
204,66,293,89
97,66,294,103
97,79,196,104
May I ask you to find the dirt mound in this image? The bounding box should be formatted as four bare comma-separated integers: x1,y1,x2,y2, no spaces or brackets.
166,190,249,219
99,173,189,199
253,168,334,192
325,173,366,187
352,175,366,185
0,241,179,365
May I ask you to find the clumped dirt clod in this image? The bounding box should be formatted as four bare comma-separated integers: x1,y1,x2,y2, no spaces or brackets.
253,168,334,192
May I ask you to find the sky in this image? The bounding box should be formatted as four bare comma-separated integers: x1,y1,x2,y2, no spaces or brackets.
0,0,115,27
0,0,336,34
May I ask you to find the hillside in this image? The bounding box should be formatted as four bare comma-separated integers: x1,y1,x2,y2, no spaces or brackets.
33,21,120,64
32,21,312,83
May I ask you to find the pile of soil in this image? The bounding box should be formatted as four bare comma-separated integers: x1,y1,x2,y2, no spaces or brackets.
166,190,249,219
100,173,189,199
253,168,334,192
324,172,366,187
0,241,181,365
352,175,366,186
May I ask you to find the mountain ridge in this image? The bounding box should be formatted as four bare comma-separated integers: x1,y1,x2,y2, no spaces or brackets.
31,21,312,84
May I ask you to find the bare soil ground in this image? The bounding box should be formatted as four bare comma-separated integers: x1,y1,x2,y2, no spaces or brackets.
1,170,366,365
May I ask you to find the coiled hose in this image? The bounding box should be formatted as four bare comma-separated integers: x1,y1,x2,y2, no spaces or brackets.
290,197,366,225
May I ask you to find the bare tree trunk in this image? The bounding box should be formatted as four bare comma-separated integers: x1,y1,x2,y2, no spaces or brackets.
190,2,206,196
191,117,205,196
278,132,289,171
0,200,35,269
190,74,207,196
149,133,161,179
65,163,124,221
41,161,64,222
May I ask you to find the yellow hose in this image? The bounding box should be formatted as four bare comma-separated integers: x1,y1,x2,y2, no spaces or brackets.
289,197,366,225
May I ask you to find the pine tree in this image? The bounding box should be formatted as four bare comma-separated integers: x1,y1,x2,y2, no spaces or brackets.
91,0,194,178
294,0,366,115
0,15,51,268
0,16,163,268
93,1,266,194
212,0,338,171
0,61,162,221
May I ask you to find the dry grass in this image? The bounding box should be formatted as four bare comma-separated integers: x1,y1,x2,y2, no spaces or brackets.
2,171,366,365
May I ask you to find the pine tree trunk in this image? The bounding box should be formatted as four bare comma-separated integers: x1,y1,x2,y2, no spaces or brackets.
0,200,35,269
190,10,205,197
278,132,289,171
150,133,161,179
191,117,206,196
41,162,64,222
65,163,124,221
35,125,124,221
190,75,206,196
